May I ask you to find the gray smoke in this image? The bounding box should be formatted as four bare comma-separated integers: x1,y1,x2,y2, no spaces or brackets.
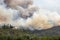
0,0,60,30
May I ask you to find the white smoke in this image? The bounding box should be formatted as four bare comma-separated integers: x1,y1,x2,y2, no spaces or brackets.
0,0,60,30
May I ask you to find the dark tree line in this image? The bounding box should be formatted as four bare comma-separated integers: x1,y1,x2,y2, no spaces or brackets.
1,24,14,29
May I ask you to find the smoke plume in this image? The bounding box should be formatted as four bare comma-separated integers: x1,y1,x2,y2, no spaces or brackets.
0,0,60,30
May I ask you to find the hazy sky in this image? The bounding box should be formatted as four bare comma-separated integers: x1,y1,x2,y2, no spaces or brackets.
33,0,60,13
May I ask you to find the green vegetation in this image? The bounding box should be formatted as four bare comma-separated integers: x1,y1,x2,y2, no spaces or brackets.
0,25,60,40
0,29,39,40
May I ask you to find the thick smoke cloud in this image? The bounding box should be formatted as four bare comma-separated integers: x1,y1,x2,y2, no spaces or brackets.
0,6,13,24
4,0,33,9
0,0,60,30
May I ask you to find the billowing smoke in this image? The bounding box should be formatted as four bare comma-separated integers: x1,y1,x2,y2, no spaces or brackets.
0,0,60,30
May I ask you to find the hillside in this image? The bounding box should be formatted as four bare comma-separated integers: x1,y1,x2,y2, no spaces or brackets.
0,25,60,40
30,26,60,37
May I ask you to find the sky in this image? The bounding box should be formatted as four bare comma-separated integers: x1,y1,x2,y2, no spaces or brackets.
33,0,60,13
